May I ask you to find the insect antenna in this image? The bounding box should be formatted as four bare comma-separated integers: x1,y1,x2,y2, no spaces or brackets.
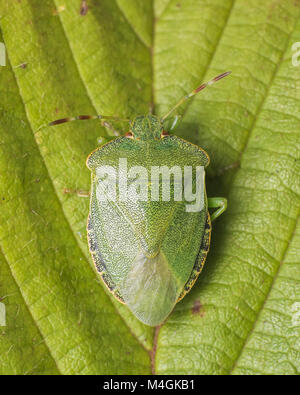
161,71,232,122
48,114,130,126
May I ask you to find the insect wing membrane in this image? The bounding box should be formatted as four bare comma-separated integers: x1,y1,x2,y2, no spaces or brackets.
120,251,178,326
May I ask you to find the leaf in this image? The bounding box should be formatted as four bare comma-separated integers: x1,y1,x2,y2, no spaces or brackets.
0,0,299,375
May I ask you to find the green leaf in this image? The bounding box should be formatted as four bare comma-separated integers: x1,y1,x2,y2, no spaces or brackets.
0,0,299,375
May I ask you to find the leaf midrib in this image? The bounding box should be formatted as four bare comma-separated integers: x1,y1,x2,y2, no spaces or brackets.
173,0,236,121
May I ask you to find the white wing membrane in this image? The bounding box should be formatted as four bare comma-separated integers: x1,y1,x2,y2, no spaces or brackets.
120,251,178,326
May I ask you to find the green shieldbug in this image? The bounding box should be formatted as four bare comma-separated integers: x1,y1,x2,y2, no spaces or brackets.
50,72,230,326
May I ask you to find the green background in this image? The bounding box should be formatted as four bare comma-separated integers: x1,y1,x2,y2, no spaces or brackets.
0,0,299,375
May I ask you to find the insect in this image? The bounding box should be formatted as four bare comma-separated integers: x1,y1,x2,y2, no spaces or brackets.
49,71,231,326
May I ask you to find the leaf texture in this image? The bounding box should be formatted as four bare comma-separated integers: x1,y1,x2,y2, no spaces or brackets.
0,0,299,375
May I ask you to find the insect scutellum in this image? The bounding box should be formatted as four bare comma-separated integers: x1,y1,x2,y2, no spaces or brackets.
48,71,231,138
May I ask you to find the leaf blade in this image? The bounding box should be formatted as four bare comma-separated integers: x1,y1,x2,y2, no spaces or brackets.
0,0,299,375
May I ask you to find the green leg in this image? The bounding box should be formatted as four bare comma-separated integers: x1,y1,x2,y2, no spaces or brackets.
208,197,227,222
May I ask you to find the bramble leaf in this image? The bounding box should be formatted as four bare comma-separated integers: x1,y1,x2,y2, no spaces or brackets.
0,0,299,375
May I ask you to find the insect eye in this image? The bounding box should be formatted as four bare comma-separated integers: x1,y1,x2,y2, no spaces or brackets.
125,131,134,139
161,130,169,138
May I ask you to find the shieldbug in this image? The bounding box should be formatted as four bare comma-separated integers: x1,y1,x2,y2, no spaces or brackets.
49,72,231,326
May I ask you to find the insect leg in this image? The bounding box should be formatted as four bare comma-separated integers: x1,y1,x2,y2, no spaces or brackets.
64,188,90,198
207,197,227,222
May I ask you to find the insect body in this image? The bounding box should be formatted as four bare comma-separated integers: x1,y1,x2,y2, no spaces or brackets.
50,72,230,326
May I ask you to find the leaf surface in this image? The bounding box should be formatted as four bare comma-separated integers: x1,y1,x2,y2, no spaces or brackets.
0,0,299,375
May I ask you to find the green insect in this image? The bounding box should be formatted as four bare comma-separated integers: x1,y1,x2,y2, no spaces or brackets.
50,71,231,326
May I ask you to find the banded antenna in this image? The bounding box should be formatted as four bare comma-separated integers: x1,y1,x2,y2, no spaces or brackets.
49,114,130,127
161,71,232,122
